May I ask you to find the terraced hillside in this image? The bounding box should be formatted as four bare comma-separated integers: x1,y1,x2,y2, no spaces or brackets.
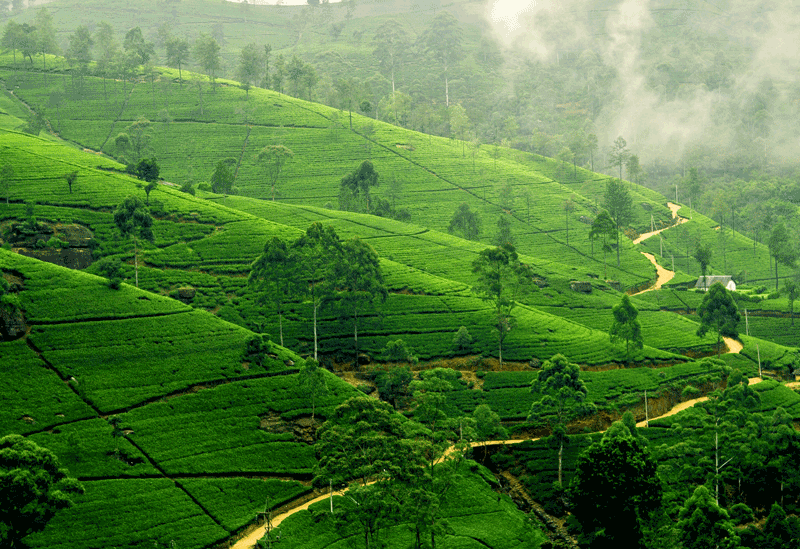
0,250,365,549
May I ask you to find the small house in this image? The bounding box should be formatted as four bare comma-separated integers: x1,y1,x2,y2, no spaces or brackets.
695,275,736,292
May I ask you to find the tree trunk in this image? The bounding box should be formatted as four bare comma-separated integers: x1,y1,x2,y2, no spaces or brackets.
313,301,318,361
616,225,621,267
558,438,563,487
353,307,359,367
134,236,139,288
775,256,779,290
278,311,284,347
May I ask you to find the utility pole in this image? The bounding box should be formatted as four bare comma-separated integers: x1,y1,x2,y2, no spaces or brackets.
644,389,649,427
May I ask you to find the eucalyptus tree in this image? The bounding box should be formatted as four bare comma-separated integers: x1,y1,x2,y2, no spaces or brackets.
292,223,341,361
608,135,629,180
257,145,293,201
589,209,615,278
248,236,295,347
418,11,463,108
66,26,93,89
95,22,119,102
236,42,263,97
692,243,714,280
528,354,594,487
768,221,796,291
194,33,221,90
372,20,408,123
332,237,387,366
33,8,59,85
113,195,154,288
603,178,633,267
166,36,190,88
609,294,644,365
696,283,740,356
472,243,535,365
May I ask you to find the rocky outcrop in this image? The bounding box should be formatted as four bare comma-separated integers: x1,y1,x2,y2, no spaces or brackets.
0,307,25,340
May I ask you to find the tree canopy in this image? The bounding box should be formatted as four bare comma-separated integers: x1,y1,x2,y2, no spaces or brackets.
696,283,740,356
472,243,535,364
0,435,84,548
609,294,644,365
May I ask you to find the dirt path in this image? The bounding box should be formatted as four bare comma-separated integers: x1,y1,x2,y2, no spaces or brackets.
631,202,686,296
724,337,743,354
231,490,346,549
634,252,674,294
632,202,686,245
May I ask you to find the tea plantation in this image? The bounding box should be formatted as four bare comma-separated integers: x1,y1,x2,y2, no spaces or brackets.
0,24,798,548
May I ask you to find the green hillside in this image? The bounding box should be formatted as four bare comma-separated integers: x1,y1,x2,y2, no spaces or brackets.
1,3,799,546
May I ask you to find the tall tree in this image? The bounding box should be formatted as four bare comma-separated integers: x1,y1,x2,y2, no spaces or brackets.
165,36,190,88
696,282,740,356
94,22,118,102
448,203,481,241
782,272,800,326
418,11,463,108
248,236,295,347
114,117,153,165
604,178,633,267
685,166,701,208
569,421,662,548
113,195,154,288
626,154,642,184
236,42,262,97
332,237,387,365
589,209,616,278
448,104,471,157
123,27,153,67
340,160,379,212
586,133,598,172
298,359,328,421
210,158,235,195
1,21,25,75
693,243,713,285
609,294,644,366
257,145,293,201
528,354,594,487
608,136,629,180
372,20,408,124
65,25,93,89
33,8,59,85
334,76,358,130
194,33,221,90
0,435,84,549
768,221,797,290
292,223,341,361
472,243,535,365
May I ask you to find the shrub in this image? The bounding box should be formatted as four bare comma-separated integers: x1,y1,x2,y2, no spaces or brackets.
197,183,212,192
46,237,68,248
381,339,417,364
729,503,754,526
34,239,46,249
357,383,374,394
179,182,195,196
767,291,780,300
452,325,473,353
682,385,700,398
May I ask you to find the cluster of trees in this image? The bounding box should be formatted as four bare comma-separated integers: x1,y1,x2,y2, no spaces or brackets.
313,392,507,549
337,160,410,222
248,222,386,363
522,357,800,548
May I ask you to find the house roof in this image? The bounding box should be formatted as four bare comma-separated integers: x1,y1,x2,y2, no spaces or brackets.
695,275,733,289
